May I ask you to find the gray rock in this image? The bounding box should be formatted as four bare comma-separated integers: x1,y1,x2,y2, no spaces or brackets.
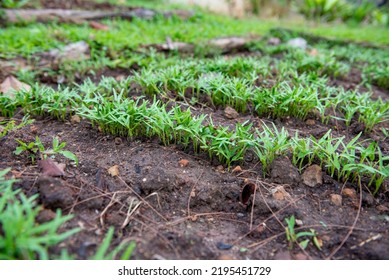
267,37,281,46
287,37,308,50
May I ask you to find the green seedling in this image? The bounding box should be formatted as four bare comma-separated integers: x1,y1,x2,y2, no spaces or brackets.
1,0,30,8
254,123,290,175
1,168,135,260
0,168,80,260
0,115,33,138
14,136,78,165
90,227,136,260
285,215,322,251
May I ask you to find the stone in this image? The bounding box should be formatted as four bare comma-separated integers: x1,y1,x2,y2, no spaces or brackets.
267,37,281,46
305,119,315,126
114,137,122,145
330,194,342,206
342,188,357,199
70,115,81,124
302,165,322,187
216,165,224,172
295,219,303,226
287,37,308,50
224,106,239,119
179,159,189,167
271,186,291,201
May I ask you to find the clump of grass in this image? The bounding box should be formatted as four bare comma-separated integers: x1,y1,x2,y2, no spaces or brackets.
0,168,80,260
0,168,136,259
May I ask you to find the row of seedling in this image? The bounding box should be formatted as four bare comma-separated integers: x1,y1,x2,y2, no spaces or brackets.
1,83,387,192
75,89,387,193
2,63,387,134
131,60,387,132
87,93,388,192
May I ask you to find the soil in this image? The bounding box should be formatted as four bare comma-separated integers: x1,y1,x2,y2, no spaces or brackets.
1,0,389,260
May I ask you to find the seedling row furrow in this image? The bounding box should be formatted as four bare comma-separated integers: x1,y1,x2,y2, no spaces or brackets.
1,82,386,193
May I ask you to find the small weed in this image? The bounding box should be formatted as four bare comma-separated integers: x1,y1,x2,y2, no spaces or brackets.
285,215,321,251
14,136,78,165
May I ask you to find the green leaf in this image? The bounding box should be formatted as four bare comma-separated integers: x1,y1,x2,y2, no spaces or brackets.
299,239,310,250
59,151,78,165
52,137,59,149
296,231,315,239
91,227,114,260
14,146,25,155
119,242,136,260
313,236,322,250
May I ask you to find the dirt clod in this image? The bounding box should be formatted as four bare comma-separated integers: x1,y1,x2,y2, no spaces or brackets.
36,208,57,224
38,158,65,177
37,176,74,210
270,157,300,186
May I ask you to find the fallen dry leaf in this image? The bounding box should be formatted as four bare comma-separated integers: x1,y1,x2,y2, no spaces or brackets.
45,41,90,64
89,21,110,31
0,76,31,98
232,166,242,173
38,158,65,177
108,165,120,177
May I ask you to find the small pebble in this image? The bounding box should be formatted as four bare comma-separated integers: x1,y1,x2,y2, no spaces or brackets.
330,194,342,206
114,137,122,145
